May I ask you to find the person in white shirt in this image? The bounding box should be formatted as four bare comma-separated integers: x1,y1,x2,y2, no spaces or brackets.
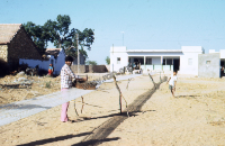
167,71,178,98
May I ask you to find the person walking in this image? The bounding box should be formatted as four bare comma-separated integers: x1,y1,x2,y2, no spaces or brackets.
60,56,76,123
167,71,178,98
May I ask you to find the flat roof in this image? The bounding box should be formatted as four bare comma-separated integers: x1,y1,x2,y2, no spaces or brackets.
126,49,183,53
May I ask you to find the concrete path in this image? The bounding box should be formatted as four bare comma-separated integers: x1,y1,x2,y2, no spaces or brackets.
0,74,141,127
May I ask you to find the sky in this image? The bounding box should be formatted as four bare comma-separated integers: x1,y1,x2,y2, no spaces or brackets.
1,0,225,64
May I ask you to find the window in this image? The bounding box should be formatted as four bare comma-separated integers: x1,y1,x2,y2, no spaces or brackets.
188,58,192,65
146,58,152,65
206,60,211,64
117,57,121,64
167,59,173,65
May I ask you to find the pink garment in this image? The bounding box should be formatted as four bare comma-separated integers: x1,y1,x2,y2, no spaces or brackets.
61,88,70,122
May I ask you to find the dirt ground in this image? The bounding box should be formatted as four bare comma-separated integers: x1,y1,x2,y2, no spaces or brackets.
0,73,110,106
0,75,61,106
0,74,225,146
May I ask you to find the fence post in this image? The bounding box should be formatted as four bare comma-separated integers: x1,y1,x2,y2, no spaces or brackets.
113,75,122,114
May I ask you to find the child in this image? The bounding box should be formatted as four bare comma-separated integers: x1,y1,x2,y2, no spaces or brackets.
48,64,54,76
167,71,178,98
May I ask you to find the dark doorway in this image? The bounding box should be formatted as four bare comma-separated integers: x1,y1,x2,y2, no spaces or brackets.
220,59,225,77
173,59,180,71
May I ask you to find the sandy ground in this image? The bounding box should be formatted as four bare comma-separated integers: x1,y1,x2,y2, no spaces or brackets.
0,74,225,146
0,73,110,106
0,75,61,106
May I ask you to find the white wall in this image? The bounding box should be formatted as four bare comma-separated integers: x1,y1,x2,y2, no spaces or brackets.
152,57,161,64
220,50,225,58
127,52,183,56
179,46,204,75
19,50,65,75
179,54,199,75
209,50,216,53
110,46,128,72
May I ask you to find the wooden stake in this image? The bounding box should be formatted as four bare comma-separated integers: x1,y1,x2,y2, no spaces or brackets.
74,100,79,117
148,73,155,89
81,96,84,113
113,75,122,114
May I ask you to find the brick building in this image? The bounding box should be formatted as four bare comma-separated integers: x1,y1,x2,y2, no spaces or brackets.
0,24,42,71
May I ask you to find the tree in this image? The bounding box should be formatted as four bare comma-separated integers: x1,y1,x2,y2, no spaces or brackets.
86,60,97,65
65,28,94,58
106,56,110,65
23,22,47,54
23,14,95,57
43,15,75,49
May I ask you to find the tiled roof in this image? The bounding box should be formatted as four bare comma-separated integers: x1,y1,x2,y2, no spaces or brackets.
0,24,22,45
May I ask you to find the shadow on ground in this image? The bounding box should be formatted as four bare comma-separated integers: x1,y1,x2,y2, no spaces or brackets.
71,137,120,146
16,132,92,146
77,75,167,146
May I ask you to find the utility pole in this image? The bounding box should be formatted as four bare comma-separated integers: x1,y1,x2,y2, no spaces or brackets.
76,33,80,73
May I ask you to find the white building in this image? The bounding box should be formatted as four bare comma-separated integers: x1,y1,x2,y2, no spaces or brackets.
110,46,205,75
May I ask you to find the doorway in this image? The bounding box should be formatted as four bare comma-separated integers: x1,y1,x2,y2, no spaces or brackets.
173,59,180,71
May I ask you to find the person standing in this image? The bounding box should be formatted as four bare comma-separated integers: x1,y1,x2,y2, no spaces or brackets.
167,71,178,98
60,56,76,123
48,64,54,76
133,62,136,70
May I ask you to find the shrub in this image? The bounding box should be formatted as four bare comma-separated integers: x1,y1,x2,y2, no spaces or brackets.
45,81,51,88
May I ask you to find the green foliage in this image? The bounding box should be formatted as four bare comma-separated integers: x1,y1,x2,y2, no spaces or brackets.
106,56,110,65
23,14,95,57
23,22,47,54
65,48,88,60
86,60,97,65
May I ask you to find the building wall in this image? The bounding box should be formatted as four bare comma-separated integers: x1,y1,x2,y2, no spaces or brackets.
110,46,128,72
19,50,65,75
0,45,8,62
7,28,41,70
72,54,86,65
179,54,199,75
179,46,204,76
220,50,225,58
127,52,183,56
71,65,109,73
152,57,161,64
198,53,220,78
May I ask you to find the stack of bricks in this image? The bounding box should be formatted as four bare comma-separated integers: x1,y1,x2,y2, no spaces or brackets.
0,45,8,62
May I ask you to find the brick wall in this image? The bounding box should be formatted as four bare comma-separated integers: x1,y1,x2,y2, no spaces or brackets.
71,65,109,73
0,45,8,62
7,27,42,70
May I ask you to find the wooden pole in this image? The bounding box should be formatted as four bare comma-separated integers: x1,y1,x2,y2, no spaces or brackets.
76,33,80,73
148,73,155,89
74,100,79,117
113,75,122,114
81,96,84,113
